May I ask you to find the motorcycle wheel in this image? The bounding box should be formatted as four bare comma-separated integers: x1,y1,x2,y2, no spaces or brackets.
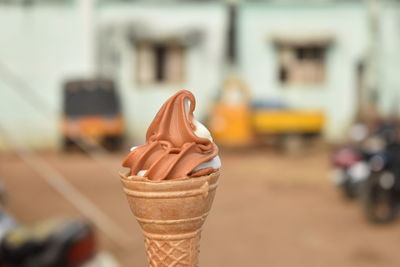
362,173,398,224
342,179,359,199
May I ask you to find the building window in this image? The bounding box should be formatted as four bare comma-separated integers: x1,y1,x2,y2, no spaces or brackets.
277,43,327,86
136,41,185,86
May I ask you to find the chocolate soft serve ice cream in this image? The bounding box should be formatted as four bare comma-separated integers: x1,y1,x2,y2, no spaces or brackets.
120,90,221,266
122,90,221,181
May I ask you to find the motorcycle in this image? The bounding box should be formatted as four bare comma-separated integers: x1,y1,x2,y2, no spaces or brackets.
0,210,97,267
332,120,400,223
331,123,372,198
332,147,370,198
362,143,400,223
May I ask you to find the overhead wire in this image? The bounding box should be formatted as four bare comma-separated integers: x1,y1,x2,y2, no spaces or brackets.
0,61,132,248
0,62,118,175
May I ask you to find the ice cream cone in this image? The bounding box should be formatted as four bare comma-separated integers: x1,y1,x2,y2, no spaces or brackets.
119,171,219,267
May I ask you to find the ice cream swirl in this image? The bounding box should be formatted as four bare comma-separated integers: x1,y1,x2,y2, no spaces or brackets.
122,90,220,181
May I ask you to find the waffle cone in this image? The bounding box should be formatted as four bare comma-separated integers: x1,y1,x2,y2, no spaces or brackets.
120,171,220,267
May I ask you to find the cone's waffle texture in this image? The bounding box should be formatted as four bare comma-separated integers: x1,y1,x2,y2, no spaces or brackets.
120,171,219,267
144,231,201,267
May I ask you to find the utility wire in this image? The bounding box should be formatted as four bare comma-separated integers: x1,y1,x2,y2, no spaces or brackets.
0,125,132,248
0,61,118,175
0,62,134,247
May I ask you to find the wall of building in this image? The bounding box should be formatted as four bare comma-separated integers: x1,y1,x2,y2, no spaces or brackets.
0,1,227,149
97,2,228,145
238,1,369,141
378,3,400,115
1,0,400,148
0,3,88,149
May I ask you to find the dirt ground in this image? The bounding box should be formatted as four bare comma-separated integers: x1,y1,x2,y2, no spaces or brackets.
1,147,400,267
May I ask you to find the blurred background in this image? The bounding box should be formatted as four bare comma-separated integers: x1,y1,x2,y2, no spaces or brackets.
1,0,400,266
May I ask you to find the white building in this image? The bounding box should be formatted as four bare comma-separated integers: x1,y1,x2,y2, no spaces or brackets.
238,0,400,140
0,0,400,149
0,0,228,149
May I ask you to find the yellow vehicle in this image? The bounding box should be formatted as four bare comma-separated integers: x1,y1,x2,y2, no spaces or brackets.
209,77,325,151
209,103,253,147
62,79,124,151
252,110,324,135
208,77,253,147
